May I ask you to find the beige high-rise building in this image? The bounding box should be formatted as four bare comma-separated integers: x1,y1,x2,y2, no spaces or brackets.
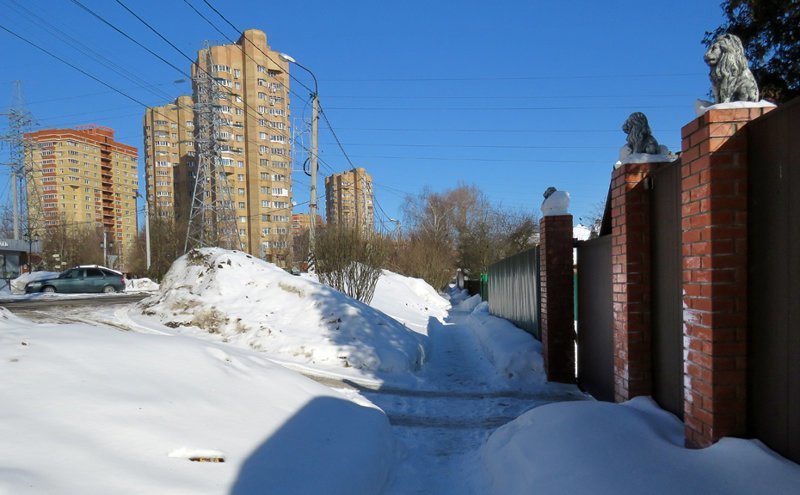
143,29,293,265
142,95,195,219
25,125,139,268
325,168,374,234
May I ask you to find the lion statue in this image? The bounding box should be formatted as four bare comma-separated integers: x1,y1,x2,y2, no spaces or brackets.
704,33,759,103
622,112,661,155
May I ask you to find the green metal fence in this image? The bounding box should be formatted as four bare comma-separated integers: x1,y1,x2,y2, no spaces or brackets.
487,246,540,338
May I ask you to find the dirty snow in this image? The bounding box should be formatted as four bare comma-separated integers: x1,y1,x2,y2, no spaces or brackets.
137,248,426,374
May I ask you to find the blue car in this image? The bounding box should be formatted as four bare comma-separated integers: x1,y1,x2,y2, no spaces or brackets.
25,266,126,294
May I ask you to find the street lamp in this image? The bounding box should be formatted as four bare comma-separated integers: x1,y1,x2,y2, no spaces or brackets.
279,52,319,270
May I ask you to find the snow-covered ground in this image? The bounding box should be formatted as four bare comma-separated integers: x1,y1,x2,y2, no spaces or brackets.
1,248,798,494
0,308,393,495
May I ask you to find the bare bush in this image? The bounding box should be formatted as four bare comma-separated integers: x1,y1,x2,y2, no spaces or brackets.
315,225,388,304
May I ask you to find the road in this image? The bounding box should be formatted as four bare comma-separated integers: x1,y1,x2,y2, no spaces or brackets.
0,293,149,325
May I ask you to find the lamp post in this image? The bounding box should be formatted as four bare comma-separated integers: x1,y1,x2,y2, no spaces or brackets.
279,52,318,267
136,191,151,271
23,229,38,273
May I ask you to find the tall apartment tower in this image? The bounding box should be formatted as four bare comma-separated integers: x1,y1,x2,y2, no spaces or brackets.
143,29,293,265
324,168,374,234
142,95,195,220
25,125,139,267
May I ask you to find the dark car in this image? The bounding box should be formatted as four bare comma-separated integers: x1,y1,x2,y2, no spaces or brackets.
25,266,126,294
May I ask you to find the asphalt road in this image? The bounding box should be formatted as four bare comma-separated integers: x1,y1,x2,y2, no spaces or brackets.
0,293,148,310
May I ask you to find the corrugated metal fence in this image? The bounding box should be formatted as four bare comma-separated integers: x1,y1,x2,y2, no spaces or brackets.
487,246,540,338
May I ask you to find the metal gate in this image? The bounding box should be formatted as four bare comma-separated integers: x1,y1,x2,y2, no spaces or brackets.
576,235,614,401
747,97,800,463
649,163,684,419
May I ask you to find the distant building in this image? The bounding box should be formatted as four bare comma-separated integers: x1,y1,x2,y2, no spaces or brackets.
24,125,138,269
143,28,293,265
290,213,322,238
325,168,374,235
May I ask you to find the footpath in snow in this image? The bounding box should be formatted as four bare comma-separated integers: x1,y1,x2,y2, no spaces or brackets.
353,293,585,494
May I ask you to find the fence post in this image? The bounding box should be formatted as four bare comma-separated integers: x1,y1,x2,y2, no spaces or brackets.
610,161,666,402
680,105,774,448
539,192,575,383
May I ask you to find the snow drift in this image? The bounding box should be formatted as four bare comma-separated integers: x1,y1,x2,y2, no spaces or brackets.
482,397,800,494
0,308,395,495
138,248,426,373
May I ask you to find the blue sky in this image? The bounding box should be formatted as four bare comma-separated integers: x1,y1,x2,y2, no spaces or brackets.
0,0,725,232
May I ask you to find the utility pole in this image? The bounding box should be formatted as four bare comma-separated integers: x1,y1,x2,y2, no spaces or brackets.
103,231,108,267
278,52,317,272
144,195,151,270
309,92,318,255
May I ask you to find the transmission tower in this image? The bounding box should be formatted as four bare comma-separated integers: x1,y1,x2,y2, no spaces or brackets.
0,81,41,241
185,42,241,252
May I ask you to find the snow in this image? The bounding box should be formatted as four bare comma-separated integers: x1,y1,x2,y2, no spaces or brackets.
541,190,570,216
694,98,777,117
365,269,450,334
482,396,800,494
2,249,798,494
573,224,592,241
614,149,678,168
467,301,545,384
0,307,394,495
125,277,159,292
137,248,426,374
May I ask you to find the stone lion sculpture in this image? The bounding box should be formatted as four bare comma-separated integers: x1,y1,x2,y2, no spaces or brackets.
704,33,759,103
622,112,661,155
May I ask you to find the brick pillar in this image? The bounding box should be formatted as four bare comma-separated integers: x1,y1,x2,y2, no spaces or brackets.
610,161,668,402
680,106,773,448
539,213,575,383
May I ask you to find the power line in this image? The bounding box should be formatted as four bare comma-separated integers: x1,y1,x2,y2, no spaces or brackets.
0,23,149,108
323,72,703,82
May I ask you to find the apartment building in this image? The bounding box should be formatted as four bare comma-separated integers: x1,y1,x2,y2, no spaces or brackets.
142,95,195,219
25,125,138,268
143,28,293,265
324,168,374,234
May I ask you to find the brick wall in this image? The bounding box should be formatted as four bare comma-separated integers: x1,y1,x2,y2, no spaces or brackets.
539,214,575,383
680,106,774,447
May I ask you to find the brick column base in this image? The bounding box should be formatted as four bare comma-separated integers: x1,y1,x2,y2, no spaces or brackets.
680,106,773,448
539,214,575,383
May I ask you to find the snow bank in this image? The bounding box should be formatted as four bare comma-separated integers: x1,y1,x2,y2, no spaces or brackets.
125,277,159,292
466,301,545,383
0,308,394,495
483,397,800,495
361,269,449,335
138,248,426,374
456,293,483,312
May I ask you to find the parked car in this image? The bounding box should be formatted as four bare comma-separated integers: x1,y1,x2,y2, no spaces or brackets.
24,265,126,294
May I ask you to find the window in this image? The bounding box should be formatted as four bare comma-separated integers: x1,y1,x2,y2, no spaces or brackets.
237,174,245,181
272,188,288,196
260,173,269,180
257,65,267,73
257,79,266,86
269,96,284,105
271,148,285,155
239,216,247,223
269,121,285,130
233,68,241,78
268,108,285,116
258,105,268,114
239,202,246,209
237,160,245,168
270,135,286,143
258,92,267,100
272,174,286,181
238,188,245,195
259,145,269,153
261,228,270,235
